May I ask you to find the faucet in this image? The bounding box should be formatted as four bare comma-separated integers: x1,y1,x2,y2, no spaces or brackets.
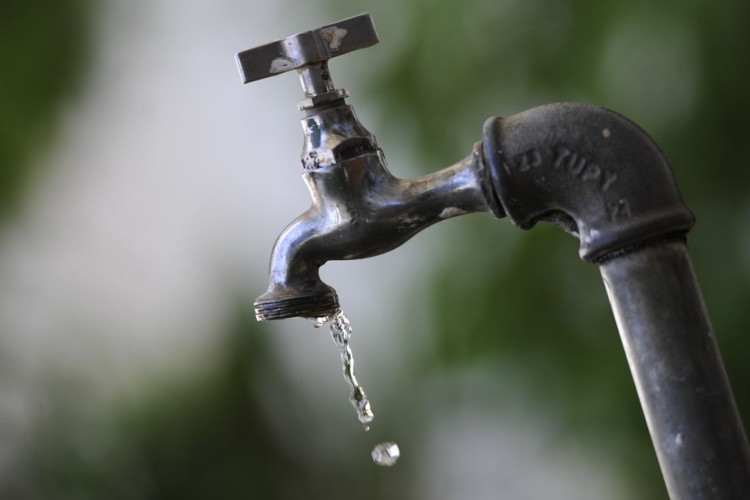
235,13,750,499
236,14,501,321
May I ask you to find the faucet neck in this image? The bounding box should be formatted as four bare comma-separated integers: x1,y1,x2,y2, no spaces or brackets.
295,62,352,112
300,103,378,172
298,62,336,96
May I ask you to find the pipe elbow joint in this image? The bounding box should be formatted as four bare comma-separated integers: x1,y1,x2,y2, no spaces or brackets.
482,102,694,262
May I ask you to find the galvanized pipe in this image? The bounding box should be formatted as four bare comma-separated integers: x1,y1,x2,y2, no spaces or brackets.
601,239,750,499
482,104,750,498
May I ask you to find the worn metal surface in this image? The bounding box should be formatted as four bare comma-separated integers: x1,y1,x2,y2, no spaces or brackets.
601,240,750,499
235,13,378,84
481,103,695,261
299,104,377,171
253,144,500,321
482,104,750,498
237,13,500,321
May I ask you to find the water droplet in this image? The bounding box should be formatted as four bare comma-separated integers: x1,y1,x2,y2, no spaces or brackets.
309,316,328,329
351,386,373,425
372,442,400,466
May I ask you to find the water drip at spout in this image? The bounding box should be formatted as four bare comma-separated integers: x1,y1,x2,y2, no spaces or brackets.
311,309,400,466
325,309,374,428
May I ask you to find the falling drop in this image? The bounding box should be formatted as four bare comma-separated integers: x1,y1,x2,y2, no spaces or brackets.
371,442,400,466
313,308,400,465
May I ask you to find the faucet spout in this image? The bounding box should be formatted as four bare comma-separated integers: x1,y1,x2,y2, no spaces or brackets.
254,144,503,321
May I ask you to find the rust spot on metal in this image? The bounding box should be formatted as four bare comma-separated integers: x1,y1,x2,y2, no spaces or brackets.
320,26,348,51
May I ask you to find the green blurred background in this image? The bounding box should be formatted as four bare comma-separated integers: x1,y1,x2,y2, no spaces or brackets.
1,0,749,498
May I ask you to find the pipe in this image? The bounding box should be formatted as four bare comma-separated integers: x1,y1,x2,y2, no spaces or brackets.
602,239,750,498
483,102,750,499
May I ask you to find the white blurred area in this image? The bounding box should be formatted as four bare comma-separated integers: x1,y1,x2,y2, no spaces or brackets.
0,1,626,497
0,2,416,392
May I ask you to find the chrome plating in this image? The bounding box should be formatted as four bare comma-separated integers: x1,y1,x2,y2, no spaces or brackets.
255,143,499,320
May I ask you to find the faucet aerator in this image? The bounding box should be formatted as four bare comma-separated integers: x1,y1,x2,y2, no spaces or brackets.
254,289,340,322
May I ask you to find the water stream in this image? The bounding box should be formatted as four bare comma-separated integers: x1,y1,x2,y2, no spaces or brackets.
312,308,400,466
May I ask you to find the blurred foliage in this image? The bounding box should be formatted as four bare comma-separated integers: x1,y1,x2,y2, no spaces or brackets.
0,0,93,218
0,306,416,499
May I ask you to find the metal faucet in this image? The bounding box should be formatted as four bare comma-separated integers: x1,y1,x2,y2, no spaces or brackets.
236,14,501,321
235,13,750,499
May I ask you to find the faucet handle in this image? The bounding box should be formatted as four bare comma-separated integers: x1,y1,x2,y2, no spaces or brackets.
235,13,378,105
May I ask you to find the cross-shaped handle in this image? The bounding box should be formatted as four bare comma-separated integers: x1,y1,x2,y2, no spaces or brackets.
235,13,378,87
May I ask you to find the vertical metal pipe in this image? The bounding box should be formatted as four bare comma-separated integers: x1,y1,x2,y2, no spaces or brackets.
482,105,750,495
600,239,750,499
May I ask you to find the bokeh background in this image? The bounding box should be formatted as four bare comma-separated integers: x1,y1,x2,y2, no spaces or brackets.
1,0,749,498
